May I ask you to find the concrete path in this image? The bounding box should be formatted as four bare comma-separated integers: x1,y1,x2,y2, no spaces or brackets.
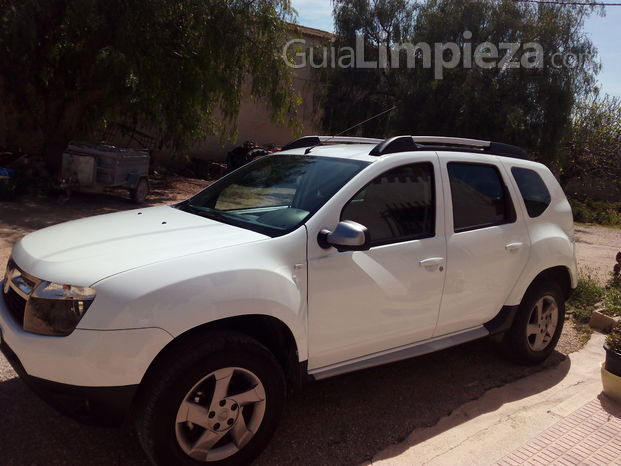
496,397,620,465
367,332,618,465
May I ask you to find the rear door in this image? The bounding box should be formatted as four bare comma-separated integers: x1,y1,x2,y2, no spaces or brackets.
434,153,530,336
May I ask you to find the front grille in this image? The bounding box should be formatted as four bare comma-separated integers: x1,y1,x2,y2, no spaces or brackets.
2,286,26,326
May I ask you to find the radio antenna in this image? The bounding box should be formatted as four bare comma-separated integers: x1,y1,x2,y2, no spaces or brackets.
305,105,397,154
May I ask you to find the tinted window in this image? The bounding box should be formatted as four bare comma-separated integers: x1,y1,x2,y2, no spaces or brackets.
448,162,516,232
341,163,435,244
511,167,551,217
184,155,368,237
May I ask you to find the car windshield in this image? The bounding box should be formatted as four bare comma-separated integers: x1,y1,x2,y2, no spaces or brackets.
180,154,369,236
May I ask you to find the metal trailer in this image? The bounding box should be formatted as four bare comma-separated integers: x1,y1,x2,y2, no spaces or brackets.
60,140,151,203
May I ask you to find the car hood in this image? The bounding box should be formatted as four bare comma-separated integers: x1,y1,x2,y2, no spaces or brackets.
11,205,269,286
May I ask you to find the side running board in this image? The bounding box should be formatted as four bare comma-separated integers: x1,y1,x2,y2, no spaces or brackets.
308,326,489,381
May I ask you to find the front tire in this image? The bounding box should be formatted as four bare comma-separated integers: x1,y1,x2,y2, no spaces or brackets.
502,282,565,364
135,331,286,466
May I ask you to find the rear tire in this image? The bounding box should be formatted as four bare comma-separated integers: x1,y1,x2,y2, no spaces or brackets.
501,281,565,364
135,331,286,466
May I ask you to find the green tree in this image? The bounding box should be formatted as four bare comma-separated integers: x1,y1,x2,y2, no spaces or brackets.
319,0,418,137
0,0,299,171
560,94,621,188
319,0,601,164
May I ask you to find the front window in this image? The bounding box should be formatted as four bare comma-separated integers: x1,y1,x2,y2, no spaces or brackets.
341,162,435,245
181,154,368,236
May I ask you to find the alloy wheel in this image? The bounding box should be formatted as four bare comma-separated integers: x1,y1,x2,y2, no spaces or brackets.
526,295,559,352
175,367,266,462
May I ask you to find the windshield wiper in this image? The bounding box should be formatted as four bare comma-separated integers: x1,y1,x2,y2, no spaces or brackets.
186,204,232,223
175,200,197,214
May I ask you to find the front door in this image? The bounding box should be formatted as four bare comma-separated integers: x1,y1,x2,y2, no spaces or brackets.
306,156,447,371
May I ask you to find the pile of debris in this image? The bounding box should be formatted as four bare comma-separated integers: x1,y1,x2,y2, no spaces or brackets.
0,149,52,201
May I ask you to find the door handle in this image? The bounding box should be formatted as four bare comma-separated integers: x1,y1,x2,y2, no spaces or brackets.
419,257,445,270
505,242,523,252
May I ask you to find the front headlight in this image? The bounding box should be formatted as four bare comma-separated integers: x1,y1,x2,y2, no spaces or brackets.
24,281,96,336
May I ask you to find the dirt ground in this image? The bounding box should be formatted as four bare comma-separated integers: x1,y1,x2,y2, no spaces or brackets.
0,177,618,465
574,224,621,284
0,174,210,271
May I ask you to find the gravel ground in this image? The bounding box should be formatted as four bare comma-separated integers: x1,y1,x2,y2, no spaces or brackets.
0,179,616,465
574,223,621,284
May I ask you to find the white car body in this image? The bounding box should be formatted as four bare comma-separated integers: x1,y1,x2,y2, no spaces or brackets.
1,139,577,425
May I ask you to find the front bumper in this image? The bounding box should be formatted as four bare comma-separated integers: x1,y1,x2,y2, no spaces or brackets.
0,279,174,424
1,338,136,426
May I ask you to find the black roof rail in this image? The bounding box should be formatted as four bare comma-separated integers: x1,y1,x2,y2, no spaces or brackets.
281,136,321,151
369,136,528,160
369,136,418,156
281,136,382,151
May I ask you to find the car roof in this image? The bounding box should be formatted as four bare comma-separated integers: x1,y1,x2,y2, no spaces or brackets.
277,135,538,164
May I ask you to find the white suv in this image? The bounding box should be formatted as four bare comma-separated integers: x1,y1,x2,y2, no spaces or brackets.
1,135,577,465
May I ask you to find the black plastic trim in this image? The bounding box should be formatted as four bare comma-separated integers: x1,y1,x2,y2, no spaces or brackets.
369,136,528,160
299,360,316,384
281,136,321,151
1,338,137,426
484,305,520,335
489,142,529,159
369,136,418,156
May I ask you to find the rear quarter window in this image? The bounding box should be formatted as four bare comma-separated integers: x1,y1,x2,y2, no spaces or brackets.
511,167,551,218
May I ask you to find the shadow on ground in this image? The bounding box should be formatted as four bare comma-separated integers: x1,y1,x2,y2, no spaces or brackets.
597,392,621,419
0,370,147,466
256,340,569,465
0,338,569,465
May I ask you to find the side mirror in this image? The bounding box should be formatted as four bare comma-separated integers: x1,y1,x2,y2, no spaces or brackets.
318,220,371,252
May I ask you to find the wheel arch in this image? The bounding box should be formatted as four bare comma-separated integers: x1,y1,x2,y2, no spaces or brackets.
136,315,303,405
524,266,573,301
506,261,575,307
499,266,569,364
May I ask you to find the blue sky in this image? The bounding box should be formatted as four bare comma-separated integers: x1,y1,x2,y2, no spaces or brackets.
291,0,621,97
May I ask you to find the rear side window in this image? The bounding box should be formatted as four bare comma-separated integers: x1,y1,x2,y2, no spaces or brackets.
511,167,551,217
448,162,516,232
341,163,435,245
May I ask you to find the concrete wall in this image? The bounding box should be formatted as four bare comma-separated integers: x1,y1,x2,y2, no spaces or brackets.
185,71,319,162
